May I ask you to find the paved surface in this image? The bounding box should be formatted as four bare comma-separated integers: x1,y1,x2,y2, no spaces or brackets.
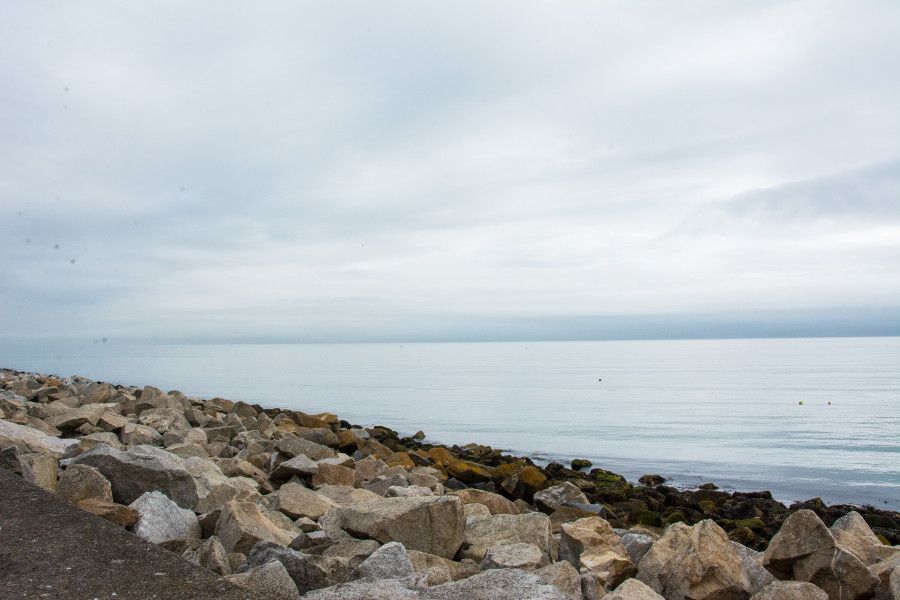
0,468,258,600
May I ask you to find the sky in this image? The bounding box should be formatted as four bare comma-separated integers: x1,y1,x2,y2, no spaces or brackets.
1,1,900,342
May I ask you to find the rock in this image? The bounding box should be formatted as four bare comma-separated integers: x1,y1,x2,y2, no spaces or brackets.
460,512,551,561
296,427,339,448
763,509,878,600
57,464,112,504
408,550,482,586
872,556,900,598
534,482,590,514
276,435,337,460
311,462,355,487
560,517,635,589
536,560,583,600
166,442,208,459
637,520,751,600
890,568,899,600
271,454,319,479
388,485,434,497
183,535,231,575
731,541,776,594
76,498,139,526
138,407,191,434
225,559,301,600
69,444,228,510
481,542,546,570
750,582,829,600
130,491,201,547
330,496,464,559
452,488,519,515
349,541,416,583
0,419,78,458
830,511,894,566
242,541,350,594
276,482,338,519
422,568,569,599
316,484,382,506
120,422,163,446
18,451,58,492
299,579,419,600
621,531,655,566
604,578,666,600
216,500,297,554
571,459,593,471
638,474,666,486
46,403,114,431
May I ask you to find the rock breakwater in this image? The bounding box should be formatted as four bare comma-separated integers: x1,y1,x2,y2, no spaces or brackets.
1,369,897,600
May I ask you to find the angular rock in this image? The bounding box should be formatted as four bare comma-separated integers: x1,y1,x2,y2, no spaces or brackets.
560,517,635,589
422,568,568,599
534,482,590,514
311,462,355,487
120,422,163,446
69,444,229,510
763,509,835,577
830,511,894,566
276,435,337,460
77,498,139,526
215,500,297,554
453,488,519,515
241,541,350,594
350,541,416,583
276,482,338,519
46,403,114,431
481,542,546,570
0,418,78,458
183,535,232,575
637,520,751,600
130,490,201,547
57,464,113,504
316,484,381,506
792,544,877,600
621,531,655,566
225,559,301,600
536,560,583,600
331,496,465,559
299,579,419,600
19,451,58,492
271,454,319,480
604,578,666,600
750,582,829,600
408,550,482,586
731,541,776,595
461,512,551,561
388,485,434,497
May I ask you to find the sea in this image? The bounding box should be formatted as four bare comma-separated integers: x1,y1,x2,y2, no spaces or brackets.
1,336,898,510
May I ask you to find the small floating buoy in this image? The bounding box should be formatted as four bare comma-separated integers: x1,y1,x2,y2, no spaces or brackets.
799,400,804,405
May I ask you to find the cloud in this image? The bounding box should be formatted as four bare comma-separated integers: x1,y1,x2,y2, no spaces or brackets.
1,1,900,341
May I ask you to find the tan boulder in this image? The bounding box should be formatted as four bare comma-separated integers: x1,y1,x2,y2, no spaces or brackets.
830,511,897,566
276,482,338,519
57,464,113,503
408,550,481,586
750,582,828,600
216,499,297,554
604,578,666,600
481,542,547,570
534,482,590,514
453,488,519,515
77,498,139,526
560,516,635,590
311,462,355,487
536,560,583,600
460,512,551,561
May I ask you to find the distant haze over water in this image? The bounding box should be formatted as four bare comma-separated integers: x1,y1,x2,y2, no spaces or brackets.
2,336,898,510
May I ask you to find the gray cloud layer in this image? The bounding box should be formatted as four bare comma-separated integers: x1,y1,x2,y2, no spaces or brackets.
2,1,899,341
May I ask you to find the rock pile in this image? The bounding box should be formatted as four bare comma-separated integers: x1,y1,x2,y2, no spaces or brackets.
1,369,898,600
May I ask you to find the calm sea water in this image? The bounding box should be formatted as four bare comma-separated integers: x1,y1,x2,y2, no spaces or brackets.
1,337,898,510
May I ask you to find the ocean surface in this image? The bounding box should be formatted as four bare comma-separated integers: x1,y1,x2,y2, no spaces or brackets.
1,337,898,510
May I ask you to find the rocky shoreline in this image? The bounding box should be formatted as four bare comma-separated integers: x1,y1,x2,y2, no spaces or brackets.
1,368,898,600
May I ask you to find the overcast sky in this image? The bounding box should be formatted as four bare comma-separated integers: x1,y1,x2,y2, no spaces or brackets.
2,1,899,342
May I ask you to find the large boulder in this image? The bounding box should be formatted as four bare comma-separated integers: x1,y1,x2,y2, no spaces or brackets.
225,559,301,600
0,419,78,458
481,542,546,570
276,482,338,519
452,489,519,515
604,579,666,600
460,512,551,561
763,510,877,600
408,550,481,586
731,541,776,595
182,535,232,575
535,560,583,600
276,435,337,460
129,490,201,547
215,500,297,554
422,568,569,599
830,511,896,566
637,520,751,600
621,531,655,565
46,403,117,431
349,541,416,583
560,517,635,590
18,452,58,492
240,541,350,594
68,444,229,510
750,582,829,600
534,482,590,514
329,496,465,559
298,579,419,600
57,464,113,504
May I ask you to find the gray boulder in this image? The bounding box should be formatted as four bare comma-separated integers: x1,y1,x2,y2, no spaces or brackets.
534,482,590,514
57,464,112,504
225,559,301,600
731,541,776,594
481,542,547,570
750,582,829,600
422,568,569,599
130,491,200,547
460,512,551,561
349,541,416,583
604,578,666,600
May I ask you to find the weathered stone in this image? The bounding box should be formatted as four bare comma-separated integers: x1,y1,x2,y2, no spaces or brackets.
130,490,201,547
792,545,877,600
120,422,163,446
57,464,112,503
830,511,896,566
365,473,410,496
388,485,434,497
534,482,590,514
731,541,776,595
354,456,390,484
316,484,381,506
621,531,655,566
445,457,496,484
166,442,208,459
889,568,899,600
241,542,350,594
560,517,635,589
331,496,465,559
69,444,229,510
311,462,355,487
763,509,836,577
481,542,546,570
408,550,482,586
461,512,551,561
276,435,337,460
453,488,519,515
637,520,751,600
422,568,569,599
604,578,666,600
349,541,416,583
296,427,339,448
19,451,58,492
77,498,139,526
183,535,232,575
750,582,829,600
871,556,900,599
225,559,301,600
46,403,115,431
300,579,419,600
536,560,583,600
277,482,338,519
0,418,78,458
271,454,319,479
215,500,297,554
